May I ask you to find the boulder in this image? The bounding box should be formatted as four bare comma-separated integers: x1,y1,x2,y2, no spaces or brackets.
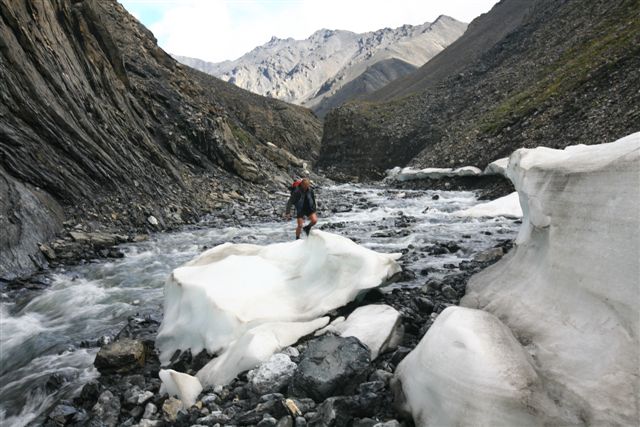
94,338,146,374
249,353,297,395
315,305,403,359
290,335,370,401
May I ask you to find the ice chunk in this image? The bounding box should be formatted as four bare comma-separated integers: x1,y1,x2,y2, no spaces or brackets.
462,132,640,425
316,304,402,359
454,191,522,218
156,230,401,386
393,307,564,426
197,317,328,386
159,369,203,409
483,157,509,176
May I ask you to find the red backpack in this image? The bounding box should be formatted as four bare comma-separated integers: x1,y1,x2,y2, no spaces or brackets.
290,179,303,193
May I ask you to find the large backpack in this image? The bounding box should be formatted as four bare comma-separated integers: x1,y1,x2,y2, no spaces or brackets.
290,178,303,193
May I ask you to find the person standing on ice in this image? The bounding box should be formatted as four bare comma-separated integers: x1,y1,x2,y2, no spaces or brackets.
284,178,318,240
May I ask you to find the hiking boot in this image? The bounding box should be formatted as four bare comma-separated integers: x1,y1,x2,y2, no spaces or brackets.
303,224,312,236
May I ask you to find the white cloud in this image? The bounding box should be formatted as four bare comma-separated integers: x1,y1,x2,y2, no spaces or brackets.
142,0,498,63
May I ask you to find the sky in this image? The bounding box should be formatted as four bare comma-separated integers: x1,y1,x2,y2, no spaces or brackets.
119,0,499,63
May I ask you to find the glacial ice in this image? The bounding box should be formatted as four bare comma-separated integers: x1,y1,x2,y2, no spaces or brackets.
315,304,403,359
454,191,522,218
393,307,565,426
461,133,639,424
394,133,639,426
156,230,401,386
196,317,329,386
385,165,482,181
159,369,203,409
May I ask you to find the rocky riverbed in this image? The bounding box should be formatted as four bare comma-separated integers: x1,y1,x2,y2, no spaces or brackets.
0,184,519,426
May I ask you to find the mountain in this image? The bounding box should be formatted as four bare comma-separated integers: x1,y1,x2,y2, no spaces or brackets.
0,0,322,279
317,0,640,180
312,58,418,118
174,15,467,116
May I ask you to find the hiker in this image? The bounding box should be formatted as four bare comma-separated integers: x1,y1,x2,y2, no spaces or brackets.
284,178,318,240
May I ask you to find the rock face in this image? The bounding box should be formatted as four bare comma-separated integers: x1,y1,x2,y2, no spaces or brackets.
0,0,322,280
290,335,371,401
318,0,640,179
0,169,64,279
175,16,467,115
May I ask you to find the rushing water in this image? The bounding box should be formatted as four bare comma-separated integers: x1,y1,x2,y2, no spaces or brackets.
0,184,519,426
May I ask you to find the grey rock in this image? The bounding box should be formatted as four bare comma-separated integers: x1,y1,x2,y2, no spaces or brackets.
94,339,146,374
161,397,183,423
197,410,230,424
473,247,504,263
142,402,157,420
249,353,297,395
307,396,375,427
91,390,121,427
369,370,393,385
48,403,77,425
277,415,295,427
290,335,370,401
441,285,458,300
258,415,279,427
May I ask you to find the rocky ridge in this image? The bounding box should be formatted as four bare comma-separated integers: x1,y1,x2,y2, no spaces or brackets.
0,0,322,280
318,0,640,179
174,16,467,116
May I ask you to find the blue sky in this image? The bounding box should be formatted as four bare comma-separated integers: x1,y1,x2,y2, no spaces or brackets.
119,0,499,63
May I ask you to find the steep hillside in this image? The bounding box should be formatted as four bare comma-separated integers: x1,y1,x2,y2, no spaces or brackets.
175,16,467,114
318,0,640,179
313,58,417,118
0,0,322,279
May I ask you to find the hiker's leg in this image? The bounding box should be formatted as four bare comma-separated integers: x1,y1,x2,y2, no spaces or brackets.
303,213,318,235
296,217,304,239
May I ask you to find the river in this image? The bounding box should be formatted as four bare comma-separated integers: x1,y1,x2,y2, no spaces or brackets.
0,184,519,426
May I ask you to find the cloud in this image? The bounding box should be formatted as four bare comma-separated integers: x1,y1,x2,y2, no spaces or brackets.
125,0,498,63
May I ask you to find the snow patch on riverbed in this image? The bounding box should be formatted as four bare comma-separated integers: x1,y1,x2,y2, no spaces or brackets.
156,230,401,385
454,192,522,218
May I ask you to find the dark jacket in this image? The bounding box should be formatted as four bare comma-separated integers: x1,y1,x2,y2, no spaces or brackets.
285,187,316,216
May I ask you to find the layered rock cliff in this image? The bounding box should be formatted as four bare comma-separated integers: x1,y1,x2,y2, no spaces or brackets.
0,0,322,279
318,0,640,180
